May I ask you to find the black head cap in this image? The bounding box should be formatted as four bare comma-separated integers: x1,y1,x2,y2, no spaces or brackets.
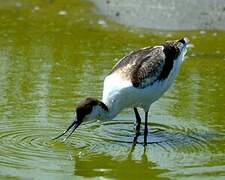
161,37,189,60
178,37,189,45
76,97,108,121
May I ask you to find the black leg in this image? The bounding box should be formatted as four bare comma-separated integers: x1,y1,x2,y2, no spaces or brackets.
144,111,149,146
133,107,141,145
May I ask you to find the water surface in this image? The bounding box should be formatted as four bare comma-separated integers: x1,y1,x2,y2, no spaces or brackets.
0,0,225,179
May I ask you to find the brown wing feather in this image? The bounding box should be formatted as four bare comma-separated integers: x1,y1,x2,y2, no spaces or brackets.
109,40,182,89
131,47,166,88
109,46,166,88
109,46,154,75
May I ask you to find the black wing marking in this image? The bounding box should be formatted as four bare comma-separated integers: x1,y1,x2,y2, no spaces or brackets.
131,47,166,88
109,42,180,89
131,41,181,89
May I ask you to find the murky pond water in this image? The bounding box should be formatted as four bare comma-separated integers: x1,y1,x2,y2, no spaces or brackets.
0,1,225,179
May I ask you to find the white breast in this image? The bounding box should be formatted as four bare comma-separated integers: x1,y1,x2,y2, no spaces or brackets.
102,73,132,104
102,73,132,118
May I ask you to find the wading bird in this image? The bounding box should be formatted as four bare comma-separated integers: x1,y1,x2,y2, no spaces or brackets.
53,38,189,145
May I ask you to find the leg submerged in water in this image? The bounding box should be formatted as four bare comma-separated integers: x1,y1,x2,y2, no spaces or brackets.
133,107,141,145
144,110,149,146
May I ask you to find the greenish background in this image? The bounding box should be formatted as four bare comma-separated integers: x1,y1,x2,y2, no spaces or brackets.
0,0,225,179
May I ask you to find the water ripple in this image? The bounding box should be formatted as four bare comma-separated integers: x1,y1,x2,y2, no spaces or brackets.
63,120,215,154
0,118,220,172
0,124,69,169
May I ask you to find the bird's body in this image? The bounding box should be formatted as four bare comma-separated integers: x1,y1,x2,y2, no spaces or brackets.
102,45,186,119
53,38,189,145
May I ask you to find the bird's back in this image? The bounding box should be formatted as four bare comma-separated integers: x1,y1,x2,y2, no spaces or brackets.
109,45,175,89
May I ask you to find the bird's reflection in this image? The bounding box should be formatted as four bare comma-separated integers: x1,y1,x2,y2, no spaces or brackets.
73,145,169,179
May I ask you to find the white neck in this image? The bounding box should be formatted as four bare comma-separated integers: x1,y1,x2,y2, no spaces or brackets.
99,100,121,120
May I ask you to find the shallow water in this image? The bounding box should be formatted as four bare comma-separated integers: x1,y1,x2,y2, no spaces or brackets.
0,1,225,179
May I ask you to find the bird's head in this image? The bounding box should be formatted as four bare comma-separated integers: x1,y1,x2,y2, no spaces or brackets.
161,37,189,59
176,37,189,55
52,97,108,141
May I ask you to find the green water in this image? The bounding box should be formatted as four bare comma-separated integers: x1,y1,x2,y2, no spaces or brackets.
0,0,225,179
